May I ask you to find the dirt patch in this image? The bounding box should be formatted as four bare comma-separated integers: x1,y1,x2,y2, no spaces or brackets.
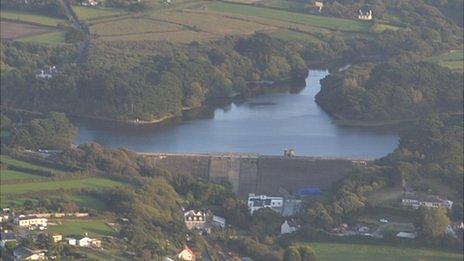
0,20,52,39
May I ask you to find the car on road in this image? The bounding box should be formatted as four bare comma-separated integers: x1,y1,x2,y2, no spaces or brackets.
379,218,389,223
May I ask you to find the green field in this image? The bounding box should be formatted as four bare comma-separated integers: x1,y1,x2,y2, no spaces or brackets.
206,2,370,32
1,177,124,194
71,195,108,211
0,169,45,180
48,219,115,238
0,10,67,27
73,6,125,21
311,242,463,261
426,50,464,71
1,156,66,174
19,30,66,44
0,155,68,180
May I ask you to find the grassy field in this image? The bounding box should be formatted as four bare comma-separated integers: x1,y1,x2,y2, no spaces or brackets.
0,169,46,180
71,195,108,211
91,17,180,36
0,10,67,27
426,50,464,71
18,31,66,44
48,219,116,238
72,6,125,21
205,2,370,32
1,156,66,174
310,242,463,261
0,21,53,39
1,177,123,194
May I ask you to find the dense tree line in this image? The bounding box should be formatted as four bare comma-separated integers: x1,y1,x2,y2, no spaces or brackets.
316,62,463,121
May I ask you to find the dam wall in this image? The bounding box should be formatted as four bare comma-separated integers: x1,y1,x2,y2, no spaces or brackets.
141,153,368,197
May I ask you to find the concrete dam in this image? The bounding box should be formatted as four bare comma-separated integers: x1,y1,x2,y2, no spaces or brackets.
140,152,369,197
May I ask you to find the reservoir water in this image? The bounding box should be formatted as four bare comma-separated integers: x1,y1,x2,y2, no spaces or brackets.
74,70,399,157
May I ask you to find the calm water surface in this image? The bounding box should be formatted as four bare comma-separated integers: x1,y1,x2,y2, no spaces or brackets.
74,70,399,157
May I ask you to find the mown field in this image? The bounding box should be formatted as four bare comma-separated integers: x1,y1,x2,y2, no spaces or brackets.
1,177,123,194
0,9,68,44
204,2,370,32
0,9,67,27
48,219,116,238
310,242,463,261
72,5,125,21
426,50,464,71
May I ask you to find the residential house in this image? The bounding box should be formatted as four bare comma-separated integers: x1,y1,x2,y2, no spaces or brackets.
358,9,373,20
81,0,98,6
0,232,17,248
91,239,101,248
396,232,417,239
65,237,76,246
314,1,323,12
76,236,93,247
184,210,208,230
281,219,300,235
177,246,196,261
13,247,46,260
34,65,58,79
52,234,62,243
401,194,453,209
247,194,283,215
15,216,47,229
212,215,226,228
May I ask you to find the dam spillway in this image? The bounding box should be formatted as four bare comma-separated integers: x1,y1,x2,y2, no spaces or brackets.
140,152,370,196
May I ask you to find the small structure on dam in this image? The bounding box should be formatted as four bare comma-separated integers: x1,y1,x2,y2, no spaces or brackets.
140,152,370,197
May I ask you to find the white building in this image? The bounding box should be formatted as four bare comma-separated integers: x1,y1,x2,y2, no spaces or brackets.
314,1,323,12
358,9,373,20
247,194,283,215
402,194,453,209
65,238,76,246
184,210,208,230
281,220,299,235
15,216,47,228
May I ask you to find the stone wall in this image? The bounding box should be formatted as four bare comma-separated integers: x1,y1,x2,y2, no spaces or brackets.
141,153,367,197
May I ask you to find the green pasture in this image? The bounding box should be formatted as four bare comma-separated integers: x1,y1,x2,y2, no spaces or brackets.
18,30,66,44
206,2,370,32
0,169,45,180
1,177,124,194
72,6,125,21
0,10,67,27
425,50,464,71
71,195,108,211
310,242,463,261
48,219,115,238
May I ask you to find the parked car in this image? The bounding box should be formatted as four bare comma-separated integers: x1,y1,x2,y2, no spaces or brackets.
379,218,389,223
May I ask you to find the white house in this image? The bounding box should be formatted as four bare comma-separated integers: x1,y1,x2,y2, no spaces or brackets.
402,194,453,209
15,216,47,229
280,219,299,235
358,9,373,20
34,65,58,79
314,1,323,12
13,247,45,260
76,236,93,247
65,237,76,246
177,246,196,261
396,232,417,239
52,234,62,243
247,194,283,215
184,210,208,230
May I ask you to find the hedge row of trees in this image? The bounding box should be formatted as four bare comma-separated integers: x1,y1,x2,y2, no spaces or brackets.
316,62,463,121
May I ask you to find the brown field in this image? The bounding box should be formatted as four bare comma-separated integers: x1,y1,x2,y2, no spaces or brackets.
95,29,216,43
90,17,181,37
0,20,52,39
153,10,275,36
